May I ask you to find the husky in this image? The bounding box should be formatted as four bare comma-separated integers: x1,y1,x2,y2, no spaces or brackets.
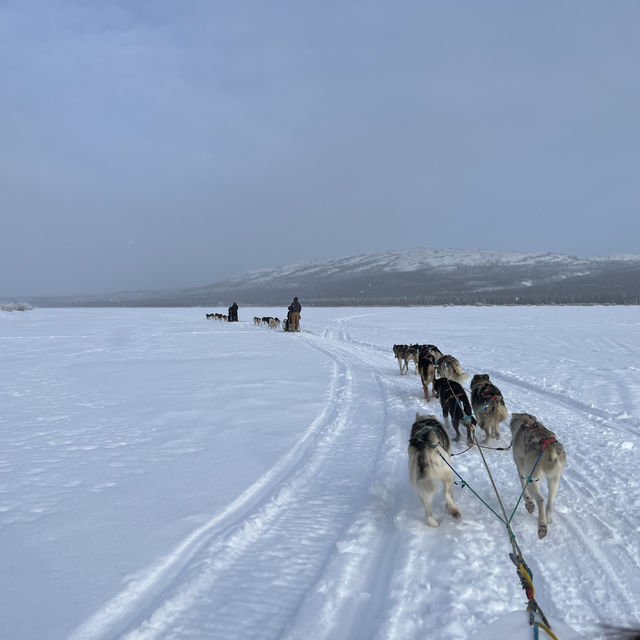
421,344,444,362
268,317,280,329
408,414,461,527
393,344,419,375
436,355,468,384
432,377,477,443
417,348,437,401
510,413,566,539
253,316,262,326
393,344,406,374
470,374,508,443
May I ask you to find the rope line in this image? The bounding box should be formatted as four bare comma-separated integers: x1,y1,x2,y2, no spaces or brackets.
536,622,559,640
508,450,543,525
435,376,555,638
427,440,507,525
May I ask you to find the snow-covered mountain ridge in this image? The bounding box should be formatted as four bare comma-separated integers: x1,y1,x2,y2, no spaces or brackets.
191,248,640,306
25,248,640,307
229,248,639,285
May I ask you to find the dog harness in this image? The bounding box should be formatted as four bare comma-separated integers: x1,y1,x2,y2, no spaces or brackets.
539,437,557,451
410,420,447,450
478,384,500,401
523,422,557,453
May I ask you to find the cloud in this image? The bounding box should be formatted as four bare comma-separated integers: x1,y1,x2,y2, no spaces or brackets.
2,1,640,296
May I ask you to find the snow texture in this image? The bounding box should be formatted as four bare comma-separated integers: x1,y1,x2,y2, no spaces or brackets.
230,247,640,285
1,306,639,639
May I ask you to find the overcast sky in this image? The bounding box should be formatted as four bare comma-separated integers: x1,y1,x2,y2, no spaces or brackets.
2,1,639,297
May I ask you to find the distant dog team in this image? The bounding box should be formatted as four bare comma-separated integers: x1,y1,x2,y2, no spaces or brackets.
254,316,280,328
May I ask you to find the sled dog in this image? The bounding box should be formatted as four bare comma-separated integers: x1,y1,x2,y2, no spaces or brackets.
421,344,444,362
470,374,508,443
417,348,437,401
393,344,406,374
432,377,476,443
408,414,461,527
393,344,419,375
436,355,468,384
510,413,566,539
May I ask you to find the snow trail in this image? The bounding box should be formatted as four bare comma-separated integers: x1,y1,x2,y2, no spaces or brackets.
2,307,638,640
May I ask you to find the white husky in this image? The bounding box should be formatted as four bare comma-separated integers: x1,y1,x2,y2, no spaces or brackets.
408,414,461,527
510,413,566,539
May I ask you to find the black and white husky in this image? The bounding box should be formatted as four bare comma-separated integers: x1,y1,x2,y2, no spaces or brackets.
510,413,567,539
408,414,461,527
432,377,476,443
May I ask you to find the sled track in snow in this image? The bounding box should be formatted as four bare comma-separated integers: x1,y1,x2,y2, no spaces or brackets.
69,345,357,640
69,318,420,640
68,315,640,639
486,369,638,437
282,324,415,639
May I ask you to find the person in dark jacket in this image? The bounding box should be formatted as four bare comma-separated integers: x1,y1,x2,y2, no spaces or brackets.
287,296,301,331
228,302,238,322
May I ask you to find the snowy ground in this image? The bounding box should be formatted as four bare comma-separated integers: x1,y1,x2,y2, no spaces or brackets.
1,306,639,640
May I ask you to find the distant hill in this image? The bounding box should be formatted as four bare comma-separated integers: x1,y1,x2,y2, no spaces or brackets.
28,248,640,307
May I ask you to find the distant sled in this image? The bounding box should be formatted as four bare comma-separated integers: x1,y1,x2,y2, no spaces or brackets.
282,314,307,333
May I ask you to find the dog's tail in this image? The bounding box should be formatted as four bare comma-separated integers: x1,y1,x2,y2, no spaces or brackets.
545,440,566,464
442,358,468,383
489,399,508,424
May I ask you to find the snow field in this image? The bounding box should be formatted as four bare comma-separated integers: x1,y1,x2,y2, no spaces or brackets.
1,306,638,639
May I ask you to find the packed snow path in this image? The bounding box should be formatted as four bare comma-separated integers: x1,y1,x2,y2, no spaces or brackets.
1,307,638,639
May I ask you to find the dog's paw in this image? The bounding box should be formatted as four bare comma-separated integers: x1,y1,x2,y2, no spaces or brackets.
449,508,461,520
525,497,535,513
538,524,548,539
427,516,440,527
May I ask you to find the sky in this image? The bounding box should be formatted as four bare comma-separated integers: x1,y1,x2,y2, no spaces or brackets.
2,1,640,297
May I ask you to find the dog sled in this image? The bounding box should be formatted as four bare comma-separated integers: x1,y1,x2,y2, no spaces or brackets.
283,310,304,332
